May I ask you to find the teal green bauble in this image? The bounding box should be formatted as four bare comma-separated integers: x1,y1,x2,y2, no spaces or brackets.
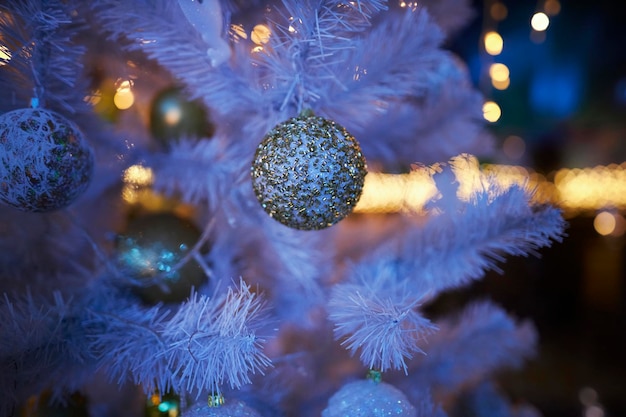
115,212,206,304
145,390,180,417
149,87,214,145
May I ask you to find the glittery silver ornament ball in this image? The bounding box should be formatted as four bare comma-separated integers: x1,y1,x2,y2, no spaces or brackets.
0,108,94,212
184,400,262,417
322,380,417,417
251,113,367,230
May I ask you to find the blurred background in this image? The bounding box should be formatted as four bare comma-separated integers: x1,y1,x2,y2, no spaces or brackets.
444,0,626,415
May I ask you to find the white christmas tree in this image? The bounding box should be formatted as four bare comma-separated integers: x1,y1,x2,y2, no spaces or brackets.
0,1,565,416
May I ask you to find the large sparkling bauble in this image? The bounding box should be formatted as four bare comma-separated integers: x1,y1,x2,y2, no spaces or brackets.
115,212,206,304
251,113,367,230
322,379,416,417
149,87,214,145
184,400,262,417
0,108,94,212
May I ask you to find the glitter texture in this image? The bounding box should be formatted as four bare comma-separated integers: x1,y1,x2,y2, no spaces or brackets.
322,380,417,417
251,113,367,230
184,400,262,417
0,108,94,212
115,212,205,304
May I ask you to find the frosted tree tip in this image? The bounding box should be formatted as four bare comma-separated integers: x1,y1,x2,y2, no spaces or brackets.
207,43,231,67
177,0,231,67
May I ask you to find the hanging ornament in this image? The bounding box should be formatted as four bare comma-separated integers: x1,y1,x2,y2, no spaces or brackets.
0,108,94,212
149,87,214,146
145,389,181,417
251,111,367,230
115,212,206,304
184,395,262,417
177,0,231,67
322,372,416,417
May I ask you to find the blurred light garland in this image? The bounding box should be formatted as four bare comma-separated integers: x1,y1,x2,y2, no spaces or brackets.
122,162,626,218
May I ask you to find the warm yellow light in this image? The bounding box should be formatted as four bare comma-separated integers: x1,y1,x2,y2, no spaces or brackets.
531,12,550,31
554,164,626,214
490,2,508,21
489,63,509,82
114,90,134,110
594,211,616,236
354,159,626,215
122,165,158,207
482,101,501,122
0,45,10,65
123,165,154,186
484,31,504,56
114,80,134,110
355,170,438,213
251,24,271,45
231,24,247,40
492,77,510,90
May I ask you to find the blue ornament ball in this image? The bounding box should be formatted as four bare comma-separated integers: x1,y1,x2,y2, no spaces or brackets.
251,112,367,230
0,108,94,212
322,379,416,417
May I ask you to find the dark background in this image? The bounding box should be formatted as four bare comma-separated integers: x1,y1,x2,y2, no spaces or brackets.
445,1,626,415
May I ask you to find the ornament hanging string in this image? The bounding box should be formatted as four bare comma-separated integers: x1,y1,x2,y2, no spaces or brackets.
29,60,44,108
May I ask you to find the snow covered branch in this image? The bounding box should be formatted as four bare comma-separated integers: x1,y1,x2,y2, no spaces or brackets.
85,279,270,398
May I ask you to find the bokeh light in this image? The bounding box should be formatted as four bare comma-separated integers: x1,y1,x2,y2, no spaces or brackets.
492,77,511,90
579,387,599,407
251,24,271,45
113,80,134,110
484,31,504,55
489,63,510,82
0,44,10,65
544,0,561,16
594,211,616,236
231,24,247,40
531,12,550,31
502,135,526,160
490,2,508,21
585,405,605,417
483,101,502,122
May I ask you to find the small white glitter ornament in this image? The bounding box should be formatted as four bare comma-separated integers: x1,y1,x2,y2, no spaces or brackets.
184,398,262,417
322,379,417,417
0,108,94,212
251,111,367,230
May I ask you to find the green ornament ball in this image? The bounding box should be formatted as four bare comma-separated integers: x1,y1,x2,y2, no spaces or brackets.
145,390,180,417
149,87,214,145
0,108,94,212
115,212,206,304
251,112,367,230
